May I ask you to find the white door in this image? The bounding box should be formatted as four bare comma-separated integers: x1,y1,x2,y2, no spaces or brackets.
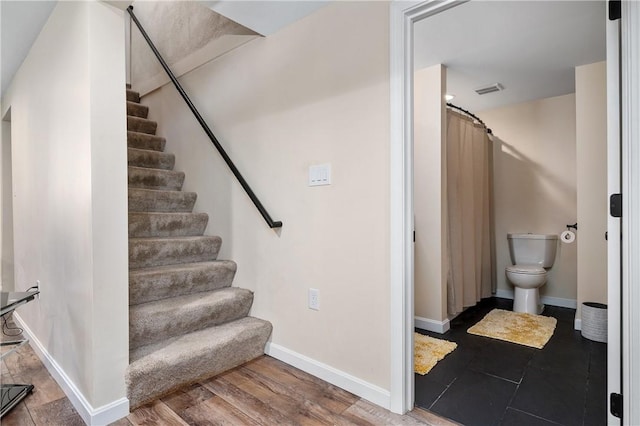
606,5,621,424
610,1,640,424
619,1,640,424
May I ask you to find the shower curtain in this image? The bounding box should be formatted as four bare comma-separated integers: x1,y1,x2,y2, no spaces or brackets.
446,110,495,316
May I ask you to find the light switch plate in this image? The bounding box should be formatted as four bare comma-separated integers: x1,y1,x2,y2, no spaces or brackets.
309,163,331,186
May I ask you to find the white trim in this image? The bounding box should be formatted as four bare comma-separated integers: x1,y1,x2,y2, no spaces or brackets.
574,318,582,331
389,0,467,414
621,2,640,424
414,316,450,334
389,1,416,414
264,342,390,410
13,314,130,425
494,289,577,309
606,13,622,425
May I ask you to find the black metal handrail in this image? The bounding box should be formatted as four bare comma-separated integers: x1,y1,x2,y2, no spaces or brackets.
127,6,282,229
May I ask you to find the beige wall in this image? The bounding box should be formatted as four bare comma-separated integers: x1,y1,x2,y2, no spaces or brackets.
140,2,391,392
1,116,14,291
0,1,129,412
130,1,258,95
414,65,448,323
576,61,608,319
482,94,578,301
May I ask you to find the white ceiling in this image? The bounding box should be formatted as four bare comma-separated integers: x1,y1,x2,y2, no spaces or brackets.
1,1,57,96
0,0,327,97
414,1,606,112
2,1,606,112
203,1,328,36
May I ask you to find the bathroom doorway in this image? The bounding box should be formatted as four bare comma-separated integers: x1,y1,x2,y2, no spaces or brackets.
408,1,616,424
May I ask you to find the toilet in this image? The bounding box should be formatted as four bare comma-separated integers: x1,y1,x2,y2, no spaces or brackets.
505,233,558,314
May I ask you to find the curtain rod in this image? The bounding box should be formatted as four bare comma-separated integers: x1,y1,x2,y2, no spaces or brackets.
446,103,493,135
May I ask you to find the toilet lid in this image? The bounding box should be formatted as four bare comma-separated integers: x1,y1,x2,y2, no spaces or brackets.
506,265,546,275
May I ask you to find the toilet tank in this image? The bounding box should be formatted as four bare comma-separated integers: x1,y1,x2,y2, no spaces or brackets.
507,233,558,267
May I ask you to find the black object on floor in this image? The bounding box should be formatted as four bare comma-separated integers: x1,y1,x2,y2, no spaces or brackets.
415,297,607,426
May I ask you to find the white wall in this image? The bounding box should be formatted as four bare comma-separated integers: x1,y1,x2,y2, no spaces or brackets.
130,1,258,96
414,65,448,324
1,114,14,291
576,61,608,319
482,94,578,302
139,1,391,396
0,1,129,420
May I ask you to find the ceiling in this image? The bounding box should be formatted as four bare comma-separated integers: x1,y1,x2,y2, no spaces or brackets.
1,1,57,96
203,1,328,36
414,1,606,112
0,0,327,98
2,1,606,111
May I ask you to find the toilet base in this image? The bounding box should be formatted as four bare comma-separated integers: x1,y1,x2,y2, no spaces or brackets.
513,287,542,314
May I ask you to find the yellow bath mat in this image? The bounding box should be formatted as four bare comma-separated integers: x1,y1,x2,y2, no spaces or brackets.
467,309,557,349
414,333,457,375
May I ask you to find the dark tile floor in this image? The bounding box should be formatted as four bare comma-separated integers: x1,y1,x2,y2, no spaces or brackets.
415,297,607,426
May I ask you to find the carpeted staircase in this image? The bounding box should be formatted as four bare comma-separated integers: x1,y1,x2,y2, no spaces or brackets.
125,88,272,408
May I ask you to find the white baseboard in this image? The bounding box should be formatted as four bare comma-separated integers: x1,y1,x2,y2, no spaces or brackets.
414,316,450,334
495,289,577,309
13,314,130,425
264,342,390,410
574,318,582,331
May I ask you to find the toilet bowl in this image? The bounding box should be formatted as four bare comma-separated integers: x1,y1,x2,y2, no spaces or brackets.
506,233,558,315
505,265,547,314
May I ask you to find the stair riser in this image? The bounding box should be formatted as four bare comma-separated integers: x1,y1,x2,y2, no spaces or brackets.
128,149,175,170
124,85,272,412
126,319,273,409
128,189,196,213
127,90,140,103
129,261,236,305
129,237,222,269
130,290,254,350
127,116,158,135
127,102,149,119
128,132,166,152
129,213,208,238
128,167,185,191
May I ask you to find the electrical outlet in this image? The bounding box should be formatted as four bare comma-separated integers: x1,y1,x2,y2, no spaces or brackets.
308,288,320,310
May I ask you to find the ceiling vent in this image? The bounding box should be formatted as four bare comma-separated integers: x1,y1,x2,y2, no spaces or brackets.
475,83,504,95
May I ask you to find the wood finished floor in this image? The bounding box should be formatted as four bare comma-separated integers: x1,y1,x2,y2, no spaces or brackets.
1,323,457,426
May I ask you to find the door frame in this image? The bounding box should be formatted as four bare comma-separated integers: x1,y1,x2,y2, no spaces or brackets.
606,9,621,426
389,0,467,413
389,0,640,420
620,2,640,423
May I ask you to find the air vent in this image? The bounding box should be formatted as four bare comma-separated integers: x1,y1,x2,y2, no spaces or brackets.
475,83,504,95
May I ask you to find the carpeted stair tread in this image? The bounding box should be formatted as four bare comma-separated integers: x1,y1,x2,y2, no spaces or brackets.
129,260,236,305
129,236,222,269
129,212,208,238
127,101,149,119
126,316,272,408
128,116,158,135
128,166,185,191
124,86,272,410
130,287,254,350
128,148,175,170
127,89,140,103
128,131,166,152
128,188,197,213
